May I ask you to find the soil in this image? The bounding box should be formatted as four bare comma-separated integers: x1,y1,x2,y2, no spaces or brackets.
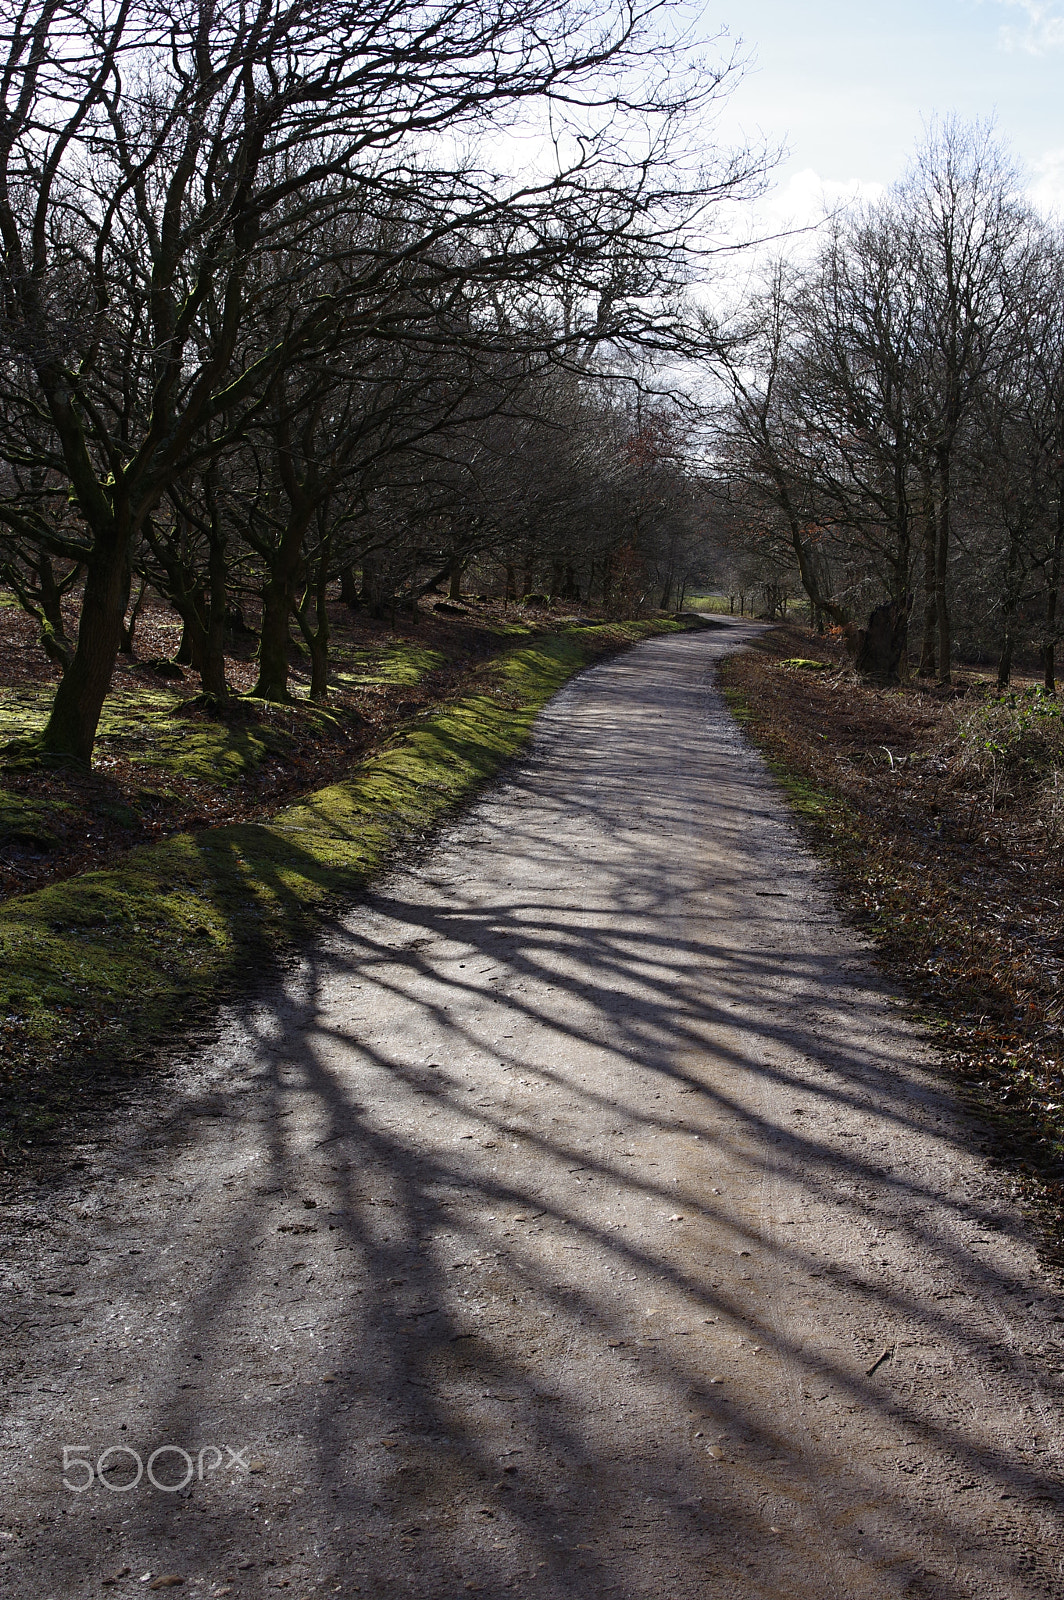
0,621,1062,1599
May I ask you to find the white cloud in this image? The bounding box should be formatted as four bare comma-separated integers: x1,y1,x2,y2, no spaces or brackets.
755,168,887,244
1028,147,1064,215
993,1,1064,53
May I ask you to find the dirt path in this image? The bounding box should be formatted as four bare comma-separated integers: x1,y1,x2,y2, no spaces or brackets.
2,622,1063,1600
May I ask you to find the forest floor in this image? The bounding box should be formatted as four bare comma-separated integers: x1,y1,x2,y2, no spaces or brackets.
0,590,574,905
720,624,1064,1258
0,621,1061,1600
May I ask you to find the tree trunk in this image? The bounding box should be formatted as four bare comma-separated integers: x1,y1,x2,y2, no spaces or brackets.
448,556,464,602
854,602,908,682
200,535,229,700
253,577,296,700
996,525,1024,690
361,557,384,617
253,503,312,700
1044,491,1064,693
37,556,74,663
175,615,200,668
918,514,937,677
339,564,360,607
12,554,78,671
38,545,130,765
934,459,952,684
308,626,329,701
120,577,147,657
308,561,330,703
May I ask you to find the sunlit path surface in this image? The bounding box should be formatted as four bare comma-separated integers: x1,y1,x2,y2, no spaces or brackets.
2,622,1063,1598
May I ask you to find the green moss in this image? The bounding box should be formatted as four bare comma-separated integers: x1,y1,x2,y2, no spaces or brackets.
129,720,280,784
0,618,684,1154
779,658,829,672
0,683,183,749
0,679,341,785
0,789,67,848
767,764,842,824
0,687,57,743
335,642,446,687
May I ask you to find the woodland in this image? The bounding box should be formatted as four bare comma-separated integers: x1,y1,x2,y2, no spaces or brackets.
0,2,1060,775
0,0,752,777
714,123,1064,689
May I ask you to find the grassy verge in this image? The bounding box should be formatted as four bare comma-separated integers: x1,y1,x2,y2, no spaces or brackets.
720,624,1064,1260
0,620,683,1169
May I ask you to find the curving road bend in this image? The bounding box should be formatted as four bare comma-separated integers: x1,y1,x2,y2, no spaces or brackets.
2,621,1063,1598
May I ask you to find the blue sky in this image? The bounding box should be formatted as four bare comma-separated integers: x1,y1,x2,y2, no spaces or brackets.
711,1,1064,222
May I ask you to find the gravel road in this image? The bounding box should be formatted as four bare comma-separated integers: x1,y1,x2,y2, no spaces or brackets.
2,621,1063,1599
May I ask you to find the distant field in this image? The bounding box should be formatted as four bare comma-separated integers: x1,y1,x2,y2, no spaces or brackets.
686,593,813,618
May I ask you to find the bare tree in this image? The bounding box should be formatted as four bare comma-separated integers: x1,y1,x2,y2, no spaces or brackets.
0,0,766,763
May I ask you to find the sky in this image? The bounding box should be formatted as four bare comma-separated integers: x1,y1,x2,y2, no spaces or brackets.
708,0,1064,230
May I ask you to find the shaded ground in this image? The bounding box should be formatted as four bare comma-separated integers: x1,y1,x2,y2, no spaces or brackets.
1,622,1062,1599
720,625,1064,1251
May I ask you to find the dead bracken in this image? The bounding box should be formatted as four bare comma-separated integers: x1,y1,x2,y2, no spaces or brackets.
722,621,1064,1256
